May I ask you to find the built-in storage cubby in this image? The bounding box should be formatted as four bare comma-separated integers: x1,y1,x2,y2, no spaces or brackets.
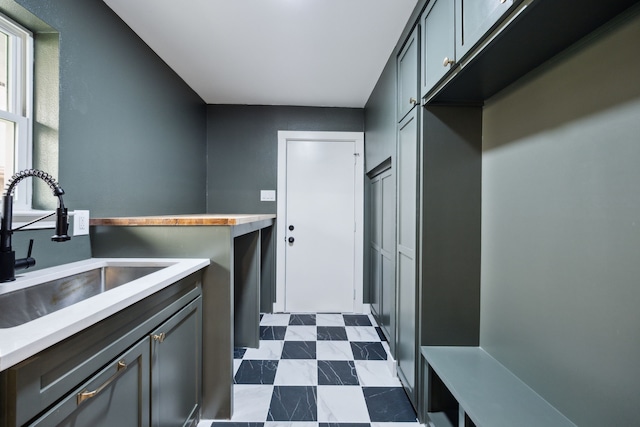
0,272,203,427
369,0,640,424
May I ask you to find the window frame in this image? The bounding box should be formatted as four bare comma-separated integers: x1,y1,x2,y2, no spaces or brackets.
0,13,50,228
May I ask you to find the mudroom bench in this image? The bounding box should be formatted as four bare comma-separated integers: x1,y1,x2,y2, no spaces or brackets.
421,346,576,427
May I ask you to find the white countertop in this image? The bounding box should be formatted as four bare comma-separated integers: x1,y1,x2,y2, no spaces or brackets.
0,257,209,371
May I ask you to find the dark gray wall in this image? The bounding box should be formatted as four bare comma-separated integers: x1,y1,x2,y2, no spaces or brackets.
18,0,207,217
5,0,207,268
206,105,364,214
480,11,640,426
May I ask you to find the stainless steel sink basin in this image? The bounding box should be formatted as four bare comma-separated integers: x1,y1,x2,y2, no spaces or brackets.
0,266,163,328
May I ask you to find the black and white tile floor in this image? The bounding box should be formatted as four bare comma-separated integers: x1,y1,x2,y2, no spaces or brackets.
200,312,420,426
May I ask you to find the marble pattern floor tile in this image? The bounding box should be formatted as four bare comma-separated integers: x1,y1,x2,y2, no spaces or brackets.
202,313,418,427
285,325,318,341
317,326,348,341
317,360,359,385
345,327,381,342
350,342,387,361
317,385,370,422
235,360,279,384
282,341,316,359
268,386,317,421
289,314,316,325
274,360,318,386
315,313,346,327
316,341,354,361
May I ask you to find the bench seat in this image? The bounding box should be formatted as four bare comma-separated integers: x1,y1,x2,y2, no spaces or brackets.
421,346,576,427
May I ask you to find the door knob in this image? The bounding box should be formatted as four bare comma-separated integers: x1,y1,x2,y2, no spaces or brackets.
288,237,295,243
443,57,455,67
289,225,295,231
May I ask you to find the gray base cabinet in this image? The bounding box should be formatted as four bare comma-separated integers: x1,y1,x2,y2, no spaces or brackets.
0,272,203,427
151,299,202,427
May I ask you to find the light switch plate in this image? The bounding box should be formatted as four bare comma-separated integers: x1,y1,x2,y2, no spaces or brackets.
261,190,276,201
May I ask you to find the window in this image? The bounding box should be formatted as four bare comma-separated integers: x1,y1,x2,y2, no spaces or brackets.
0,13,33,210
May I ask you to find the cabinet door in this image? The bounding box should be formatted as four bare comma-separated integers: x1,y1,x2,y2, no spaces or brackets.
379,169,396,351
396,109,419,405
455,0,513,60
421,0,456,96
151,296,202,427
30,338,151,427
369,176,382,317
397,26,420,121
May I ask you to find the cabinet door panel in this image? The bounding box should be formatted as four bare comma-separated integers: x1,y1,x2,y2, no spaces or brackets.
456,0,513,59
422,0,456,96
398,27,420,121
152,297,202,427
380,170,396,349
30,338,150,427
396,110,418,404
369,176,382,316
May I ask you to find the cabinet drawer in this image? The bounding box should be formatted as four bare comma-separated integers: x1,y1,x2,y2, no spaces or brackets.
29,338,150,427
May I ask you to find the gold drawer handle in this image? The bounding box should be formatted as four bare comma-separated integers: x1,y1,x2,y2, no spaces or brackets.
77,360,127,405
153,332,166,343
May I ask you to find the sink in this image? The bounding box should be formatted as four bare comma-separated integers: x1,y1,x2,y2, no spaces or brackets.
0,266,163,328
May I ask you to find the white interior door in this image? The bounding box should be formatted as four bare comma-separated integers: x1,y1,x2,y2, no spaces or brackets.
276,131,364,313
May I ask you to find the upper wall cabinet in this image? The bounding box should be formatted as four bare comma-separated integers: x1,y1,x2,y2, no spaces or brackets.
397,26,420,122
455,0,514,60
421,0,456,97
427,0,639,104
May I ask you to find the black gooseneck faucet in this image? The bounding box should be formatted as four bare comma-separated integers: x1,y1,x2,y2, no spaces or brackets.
0,169,71,282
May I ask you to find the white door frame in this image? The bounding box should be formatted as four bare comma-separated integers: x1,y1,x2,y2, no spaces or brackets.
275,130,364,313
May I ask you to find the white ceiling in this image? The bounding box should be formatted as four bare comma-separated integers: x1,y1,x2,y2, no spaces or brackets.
102,0,418,108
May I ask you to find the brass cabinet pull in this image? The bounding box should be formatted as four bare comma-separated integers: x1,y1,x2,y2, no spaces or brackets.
77,360,127,405
443,57,455,67
152,332,166,343
409,97,418,106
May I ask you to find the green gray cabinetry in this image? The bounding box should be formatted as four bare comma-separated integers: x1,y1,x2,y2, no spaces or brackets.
368,162,396,354
397,27,420,121
396,21,422,409
0,273,203,427
31,337,151,427
396,108,420,406
455,0,513,60
151,297,202,427
421,0,455,96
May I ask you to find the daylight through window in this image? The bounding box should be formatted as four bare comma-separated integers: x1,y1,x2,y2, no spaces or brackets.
0,13,33,208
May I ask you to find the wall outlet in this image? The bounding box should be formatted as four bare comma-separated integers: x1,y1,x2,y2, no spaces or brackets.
73,210,90,236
